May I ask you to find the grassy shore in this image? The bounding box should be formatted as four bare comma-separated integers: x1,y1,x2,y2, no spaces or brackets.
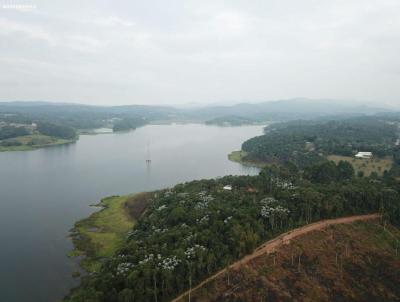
0,134,76,152
78,128,113,135
327,154,393,176
69,193,153,273
228,150,268,168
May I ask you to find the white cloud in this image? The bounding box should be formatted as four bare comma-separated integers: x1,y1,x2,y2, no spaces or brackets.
0,18,56,46
0,0,399,106
88,15,136,28
65,35,104,53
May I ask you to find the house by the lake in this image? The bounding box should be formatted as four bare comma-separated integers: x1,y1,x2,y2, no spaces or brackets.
223,185,232,191
355,152,373,159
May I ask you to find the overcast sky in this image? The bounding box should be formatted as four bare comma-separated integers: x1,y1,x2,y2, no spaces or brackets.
0,0,399,106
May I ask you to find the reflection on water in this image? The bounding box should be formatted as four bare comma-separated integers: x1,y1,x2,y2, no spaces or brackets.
0,124,263,302
146,160,152,186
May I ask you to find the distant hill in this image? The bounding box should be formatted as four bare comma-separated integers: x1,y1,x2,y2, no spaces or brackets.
0,102,179,130
175,220,400,302
0,99,394,129
186,98,390,121
241,116,399,168
205,115,258,126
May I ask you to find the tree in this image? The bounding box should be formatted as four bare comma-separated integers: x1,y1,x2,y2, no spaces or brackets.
118,289,135,302
337,161,354,180
305,161,338,183
113,117,147,132
0,126,29,140
37,122,76,139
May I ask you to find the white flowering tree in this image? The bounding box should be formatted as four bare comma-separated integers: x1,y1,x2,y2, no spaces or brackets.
260,197,290,230
184,244,207,302
135,252,183,302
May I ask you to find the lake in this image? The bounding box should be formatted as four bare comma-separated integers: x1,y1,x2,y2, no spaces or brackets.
0,124,263,302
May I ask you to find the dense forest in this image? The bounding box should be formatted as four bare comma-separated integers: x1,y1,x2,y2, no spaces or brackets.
113,117,147,132
36,122,77,140
0,104,158,146
0,103,175,130
242,117,399,167
65,115,400,302
0,126,29,140
66,165,400,302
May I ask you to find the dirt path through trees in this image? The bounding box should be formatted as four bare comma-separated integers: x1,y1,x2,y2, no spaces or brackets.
171,213,380,302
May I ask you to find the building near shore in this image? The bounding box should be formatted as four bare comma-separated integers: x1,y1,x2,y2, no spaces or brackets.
355,152,373,159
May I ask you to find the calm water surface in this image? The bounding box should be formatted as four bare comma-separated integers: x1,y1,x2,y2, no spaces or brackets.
0,124,263,302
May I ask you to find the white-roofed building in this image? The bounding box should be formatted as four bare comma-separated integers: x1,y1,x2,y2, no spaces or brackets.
355,152,373,159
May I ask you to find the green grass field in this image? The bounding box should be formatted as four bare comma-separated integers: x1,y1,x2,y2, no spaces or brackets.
0,134,76,152
70,195,136,272
328,155,393,176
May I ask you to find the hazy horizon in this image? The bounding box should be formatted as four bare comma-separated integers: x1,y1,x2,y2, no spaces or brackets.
0,97,398,110
1,0,399,107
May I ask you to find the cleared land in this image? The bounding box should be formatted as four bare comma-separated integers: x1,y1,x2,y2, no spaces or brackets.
172,214,381,302
179,218,400,302
69,193,153,272
327,154,393,176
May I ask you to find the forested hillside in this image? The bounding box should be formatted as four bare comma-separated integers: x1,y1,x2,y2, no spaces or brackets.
0,103,158,150
63,115,400,302
0,99,393,132
0,126,29,140
242,117,399,167
112,117,147,132
0,103,157,131
205,115,258,126
36,122,76,139
66,162,400,301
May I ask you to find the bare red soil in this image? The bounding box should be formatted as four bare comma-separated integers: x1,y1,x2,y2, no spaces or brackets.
172,214,383,302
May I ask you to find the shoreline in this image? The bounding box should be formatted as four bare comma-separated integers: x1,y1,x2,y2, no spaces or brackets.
68,192,154,273
0,123,262,153
69,149,263,272
68,195,135,273
0,136,77,152
228,150,269,168
65,147,260,298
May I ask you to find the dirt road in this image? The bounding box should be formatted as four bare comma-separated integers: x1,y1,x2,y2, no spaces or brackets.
171,213,380,302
